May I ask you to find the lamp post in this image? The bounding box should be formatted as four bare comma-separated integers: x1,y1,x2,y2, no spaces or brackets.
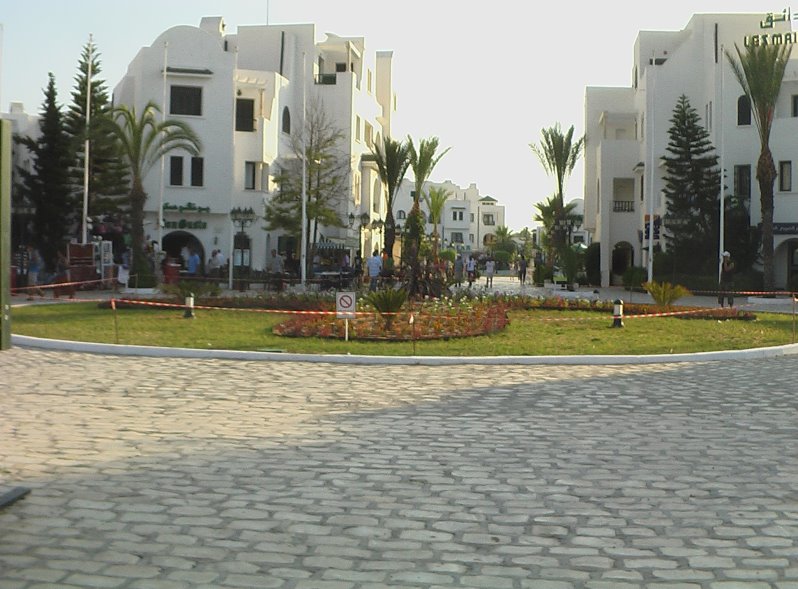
348,212,371,257
229,206,257,290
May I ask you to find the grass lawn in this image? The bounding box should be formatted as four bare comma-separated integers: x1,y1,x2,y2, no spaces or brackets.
11,302,797,356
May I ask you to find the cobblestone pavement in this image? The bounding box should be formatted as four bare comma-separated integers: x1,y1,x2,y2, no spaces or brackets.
2,349,798,588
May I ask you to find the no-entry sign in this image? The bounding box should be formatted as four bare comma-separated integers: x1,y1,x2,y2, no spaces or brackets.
336,291,356,319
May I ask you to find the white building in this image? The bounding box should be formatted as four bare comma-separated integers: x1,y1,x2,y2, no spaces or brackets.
391,179,506,254
584,12,798,287
113,16,397,274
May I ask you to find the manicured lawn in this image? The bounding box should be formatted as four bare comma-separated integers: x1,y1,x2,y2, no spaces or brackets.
11,302,797,356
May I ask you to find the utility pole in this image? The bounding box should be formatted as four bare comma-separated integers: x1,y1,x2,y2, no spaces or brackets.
1,119,11,350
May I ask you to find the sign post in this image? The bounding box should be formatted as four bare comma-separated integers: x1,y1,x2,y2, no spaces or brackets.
336,291,356,342
0,120,11,350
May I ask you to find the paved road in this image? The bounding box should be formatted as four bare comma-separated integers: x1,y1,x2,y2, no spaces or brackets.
2,349,798,588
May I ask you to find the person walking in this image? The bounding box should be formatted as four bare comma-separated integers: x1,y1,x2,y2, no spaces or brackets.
518,254,528,285
485,256,495,288
718,251,735,308
366,249,382,291
453,254,464,287
466,255,477,288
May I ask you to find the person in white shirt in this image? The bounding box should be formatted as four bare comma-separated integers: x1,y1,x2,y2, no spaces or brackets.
485,257,495,288
466,256,477,287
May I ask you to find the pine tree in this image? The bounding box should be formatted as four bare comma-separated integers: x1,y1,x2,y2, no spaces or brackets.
14,73,76,271
662,95,721,274
64,40,129,220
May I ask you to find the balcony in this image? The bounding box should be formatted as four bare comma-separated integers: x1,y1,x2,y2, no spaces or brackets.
613,200,635,212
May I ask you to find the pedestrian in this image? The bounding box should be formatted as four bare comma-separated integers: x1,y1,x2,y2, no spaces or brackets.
518,254,528,285
366,249,382,291
186,249,201,276
207,249,220,276
453,254,464,287
466,255,477,288
485,256,495,288
718,250,735,308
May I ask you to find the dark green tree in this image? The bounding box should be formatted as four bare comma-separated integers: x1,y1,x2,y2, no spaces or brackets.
64,40,128,219
14,73,75,270
264,101,351,275
661,94,721,274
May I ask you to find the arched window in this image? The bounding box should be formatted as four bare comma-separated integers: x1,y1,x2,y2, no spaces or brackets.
397,210,406,220
737,95,752,126
282,107,291,134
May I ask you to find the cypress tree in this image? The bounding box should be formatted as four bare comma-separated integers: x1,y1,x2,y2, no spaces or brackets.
14,74,76,271
662,94,721,274
64,41,129,220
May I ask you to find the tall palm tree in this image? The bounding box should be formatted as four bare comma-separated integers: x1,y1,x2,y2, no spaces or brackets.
725,42,792,290
424,185,450,259
530,123,584,250
535,196,578,266
103,101,201,276
406,136,450,294
371,136,410,258
493,225,516,255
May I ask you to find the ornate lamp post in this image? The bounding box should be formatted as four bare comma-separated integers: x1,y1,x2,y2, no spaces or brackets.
229,206,257,290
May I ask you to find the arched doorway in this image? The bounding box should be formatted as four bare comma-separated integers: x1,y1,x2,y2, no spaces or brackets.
162,231,205,271
611,241,634,285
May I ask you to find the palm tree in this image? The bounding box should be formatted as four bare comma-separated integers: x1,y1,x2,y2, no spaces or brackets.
725,42,792,290
371,136,410,258
530,124,584,250
103,101,201,277
493,225,516,255
535,196,578,266
424,185,450,260
406,136,450,294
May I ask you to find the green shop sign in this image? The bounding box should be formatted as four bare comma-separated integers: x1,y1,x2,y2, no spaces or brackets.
165,219,208,230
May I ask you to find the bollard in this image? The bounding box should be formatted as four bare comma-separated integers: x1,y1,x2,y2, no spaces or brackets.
611,298,624,328
184,293,195,319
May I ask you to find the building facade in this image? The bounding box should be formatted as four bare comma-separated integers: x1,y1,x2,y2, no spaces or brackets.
113,16,397,275
584,12,798,287
392,179,507,254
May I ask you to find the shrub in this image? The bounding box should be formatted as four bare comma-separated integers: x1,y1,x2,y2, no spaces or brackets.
364,288,408,330
160,280,221,302
642,281,691,307
623,266,647,291
585,242,601,285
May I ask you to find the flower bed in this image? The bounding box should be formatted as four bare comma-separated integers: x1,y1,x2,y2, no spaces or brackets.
273,298,510,341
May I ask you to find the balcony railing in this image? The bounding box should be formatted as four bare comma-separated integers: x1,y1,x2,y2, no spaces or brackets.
613,200,635,212
315,73,337,85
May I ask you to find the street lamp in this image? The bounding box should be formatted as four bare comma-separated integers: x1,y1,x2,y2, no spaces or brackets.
349,212,371,256
371,217,384,251
229,206,258,290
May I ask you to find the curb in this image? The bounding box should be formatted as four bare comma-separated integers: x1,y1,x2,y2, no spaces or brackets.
12,334,798,366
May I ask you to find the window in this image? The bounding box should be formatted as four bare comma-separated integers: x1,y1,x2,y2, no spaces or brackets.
793,95,798,117
190,157,204,187
470,213,475,222
482,213,495,226
450,232,463,243
428,213,434,223
368,70,373,93
734,165,751,199
452,210,464,221
737,95,751,126
335,62,346,73
236,98,255,132
245,162,256,190
170,86,202,116
397,210,406,220
282,107,291,134
169,156,183,186
779,161,792,192
469,234,474,243
355,116,361,141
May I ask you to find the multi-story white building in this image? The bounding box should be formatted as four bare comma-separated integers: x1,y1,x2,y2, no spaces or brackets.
584,12,798,287
113,16,397,274
391,179,506,254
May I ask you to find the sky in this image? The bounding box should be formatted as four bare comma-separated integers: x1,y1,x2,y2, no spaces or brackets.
0,0,769,230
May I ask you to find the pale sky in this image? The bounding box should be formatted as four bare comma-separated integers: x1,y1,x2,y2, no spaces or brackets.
0,0,768,230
